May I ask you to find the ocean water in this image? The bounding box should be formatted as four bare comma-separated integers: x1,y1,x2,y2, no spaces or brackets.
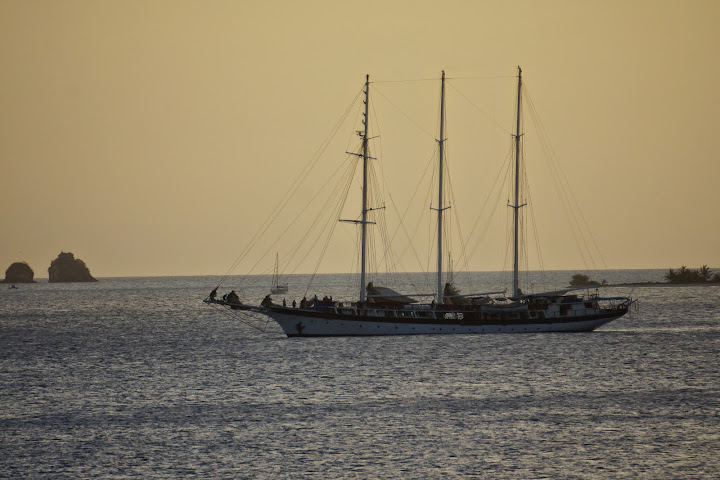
1,270,719,479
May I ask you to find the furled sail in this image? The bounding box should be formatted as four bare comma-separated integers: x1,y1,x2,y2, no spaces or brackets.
366,282,417,304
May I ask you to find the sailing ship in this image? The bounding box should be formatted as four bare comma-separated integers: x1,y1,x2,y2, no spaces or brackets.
206,69,634,336
270,253,288,294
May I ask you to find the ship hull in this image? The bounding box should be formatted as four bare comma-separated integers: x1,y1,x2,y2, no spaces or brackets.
263,307,626,337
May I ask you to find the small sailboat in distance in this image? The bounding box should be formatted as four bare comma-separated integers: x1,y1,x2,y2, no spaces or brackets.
270,253,288,294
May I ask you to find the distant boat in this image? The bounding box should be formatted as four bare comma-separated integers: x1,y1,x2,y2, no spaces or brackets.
270,253,288,294
207,69,634,336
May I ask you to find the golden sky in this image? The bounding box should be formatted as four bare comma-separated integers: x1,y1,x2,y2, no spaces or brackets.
1,0,719,278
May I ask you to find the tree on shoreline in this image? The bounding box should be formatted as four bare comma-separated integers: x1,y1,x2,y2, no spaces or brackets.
664,265,719,284
569,274,606,287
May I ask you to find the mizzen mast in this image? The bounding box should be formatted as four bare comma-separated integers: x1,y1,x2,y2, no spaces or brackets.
436,71,447,304
511,66,525,299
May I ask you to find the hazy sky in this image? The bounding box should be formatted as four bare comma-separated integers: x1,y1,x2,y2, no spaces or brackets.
2,0,719,278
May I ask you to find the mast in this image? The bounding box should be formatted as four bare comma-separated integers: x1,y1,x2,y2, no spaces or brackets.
512,66,523,299
360,74,370,304
273,252,278,286
436,71,446,304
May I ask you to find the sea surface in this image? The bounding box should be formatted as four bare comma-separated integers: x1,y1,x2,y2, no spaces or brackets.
1,270,719,479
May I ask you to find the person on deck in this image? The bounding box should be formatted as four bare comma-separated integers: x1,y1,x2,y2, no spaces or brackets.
227,290,240,304
209,287,217,300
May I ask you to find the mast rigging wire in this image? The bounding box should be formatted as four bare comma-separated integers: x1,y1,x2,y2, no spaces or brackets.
214,87,364,289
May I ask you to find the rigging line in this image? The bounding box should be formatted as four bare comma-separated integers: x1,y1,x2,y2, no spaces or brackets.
519,158,533,292
368,165,389,273
345,104,364,157
286,157,358,278
371,166,397,284
262,153,359,281
463,140,514,246
257,153,357,279
379,145,436,254
447,75,516,80
368,93,392,278
500,147,516,280
371,85,436,139
387,174,435,287
464,142,514,261
523,89,593,271
303,158,357,297
426,157,439,278
302,175,355,293
518,148,543,285
376,145,438,287
210,304,269,333
373,75,515,84
443,154,456,278
526,180,548,291
230,88,361,282
526,106,595,273
220,87,364,287
372,77,439,84
447,81,513,136
371,165,402,285
446,160,473,285
502,187,514,286
524,87,607,272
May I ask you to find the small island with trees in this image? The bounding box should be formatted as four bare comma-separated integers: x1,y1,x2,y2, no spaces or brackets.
663,265,720,284
568,265,720,288
569,273,607,287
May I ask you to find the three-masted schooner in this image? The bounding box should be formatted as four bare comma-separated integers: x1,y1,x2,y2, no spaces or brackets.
206,69,633,336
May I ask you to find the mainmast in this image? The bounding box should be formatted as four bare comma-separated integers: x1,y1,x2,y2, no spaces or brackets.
512,67,524,299
360,74,370,304
436,71,447,304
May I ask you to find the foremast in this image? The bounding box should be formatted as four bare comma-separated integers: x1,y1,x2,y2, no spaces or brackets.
360,74,371,304
511,67,524,299
340,75,374,305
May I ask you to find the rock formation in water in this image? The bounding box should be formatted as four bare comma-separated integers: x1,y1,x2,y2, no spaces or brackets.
2,261,36,283
48,252,98,283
